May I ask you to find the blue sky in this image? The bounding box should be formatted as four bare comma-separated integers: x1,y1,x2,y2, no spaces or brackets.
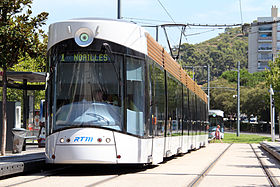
32,0,280,48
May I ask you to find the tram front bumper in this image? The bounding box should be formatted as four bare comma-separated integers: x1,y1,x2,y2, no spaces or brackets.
51,144,117,164
45,128,117,164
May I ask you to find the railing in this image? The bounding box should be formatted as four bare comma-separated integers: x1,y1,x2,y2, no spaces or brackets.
258,36,272,41
259,27,272,31
258,58,272,61
258,54,273,61
258,47,272,50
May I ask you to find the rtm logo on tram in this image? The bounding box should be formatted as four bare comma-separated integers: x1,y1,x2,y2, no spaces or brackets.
74,137,94,142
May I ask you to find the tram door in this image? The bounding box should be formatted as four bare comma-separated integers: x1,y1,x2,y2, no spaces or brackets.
126,57,145,136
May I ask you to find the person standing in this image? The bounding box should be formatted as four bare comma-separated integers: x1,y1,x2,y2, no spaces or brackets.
215,125,223,143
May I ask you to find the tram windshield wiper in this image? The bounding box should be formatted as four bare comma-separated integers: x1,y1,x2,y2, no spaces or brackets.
101,43,121,83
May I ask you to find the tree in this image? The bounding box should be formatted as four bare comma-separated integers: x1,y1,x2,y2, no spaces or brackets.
209,70,269,121
266,58,280,110
221,69,266,87
0,0,48,155
179,27,248,82
241,82,269,121
208,78,236,115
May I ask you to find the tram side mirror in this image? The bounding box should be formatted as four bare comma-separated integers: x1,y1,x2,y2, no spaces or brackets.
101,43,112,53
101,43,115,63
45,73,50,90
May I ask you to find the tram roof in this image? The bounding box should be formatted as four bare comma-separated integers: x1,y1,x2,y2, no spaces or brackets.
67,17,134,23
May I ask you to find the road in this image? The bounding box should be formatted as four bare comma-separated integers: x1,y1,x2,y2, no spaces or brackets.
1,143,280,187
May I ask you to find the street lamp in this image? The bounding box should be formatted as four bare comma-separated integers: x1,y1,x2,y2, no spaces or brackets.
270,85,275,142
231,61,240,137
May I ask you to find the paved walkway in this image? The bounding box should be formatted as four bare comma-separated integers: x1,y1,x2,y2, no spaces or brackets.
0,142,280,182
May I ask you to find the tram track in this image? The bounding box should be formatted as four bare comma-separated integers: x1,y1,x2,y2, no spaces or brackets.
2,164,147,187
187,143,233,187
250,144,280,187
4,166,73,187
5,143,278,187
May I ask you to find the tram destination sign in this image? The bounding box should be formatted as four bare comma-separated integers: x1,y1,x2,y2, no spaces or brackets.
60,53,110,63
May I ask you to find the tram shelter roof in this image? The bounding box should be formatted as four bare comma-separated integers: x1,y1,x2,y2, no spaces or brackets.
0,71,46,130
0,71,46,90
0,72,46,83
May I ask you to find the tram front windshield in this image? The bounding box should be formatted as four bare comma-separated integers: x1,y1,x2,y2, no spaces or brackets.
53,52,122,131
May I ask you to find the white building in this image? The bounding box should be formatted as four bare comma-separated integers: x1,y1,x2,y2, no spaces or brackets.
248,6,280,73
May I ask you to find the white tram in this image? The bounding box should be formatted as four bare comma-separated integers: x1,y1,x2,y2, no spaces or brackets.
45,18,208,164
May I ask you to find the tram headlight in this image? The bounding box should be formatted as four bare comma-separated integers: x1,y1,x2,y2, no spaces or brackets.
59,138,65,143
75,28,94,47
106,138,111,143
80,33,89,42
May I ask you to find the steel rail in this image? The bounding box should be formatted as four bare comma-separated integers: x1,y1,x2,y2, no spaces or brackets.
250,144,280,187
4,166,72,186
188,143,233,187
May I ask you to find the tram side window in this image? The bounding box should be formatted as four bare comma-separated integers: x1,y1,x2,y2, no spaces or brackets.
197,98,200,134
198,98,202,134
189,90,195,135
146,61,153,136
126,57,145,136
194,95,198,135
167,75,179,136
182,87,188,135
203,101,207,133
175,83,183,135
153,63,165,137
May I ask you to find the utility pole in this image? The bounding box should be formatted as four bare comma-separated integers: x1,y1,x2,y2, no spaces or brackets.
156,26,159,42
270,85,275,142
237,61,240,137
207,64,210,110
0,1,8,156
117,0,121,19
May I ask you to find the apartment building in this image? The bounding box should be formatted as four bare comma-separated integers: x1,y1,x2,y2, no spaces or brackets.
248,6,280,73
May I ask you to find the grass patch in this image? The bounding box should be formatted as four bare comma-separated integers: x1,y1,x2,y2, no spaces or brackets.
214,133,272,143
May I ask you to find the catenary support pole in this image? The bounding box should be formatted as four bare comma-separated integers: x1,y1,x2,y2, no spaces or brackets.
156,26,159,42
117,0,121,19
237,61,240,137
207,64,210,110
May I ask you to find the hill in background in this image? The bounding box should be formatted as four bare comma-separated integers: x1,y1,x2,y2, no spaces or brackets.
178,27,248,84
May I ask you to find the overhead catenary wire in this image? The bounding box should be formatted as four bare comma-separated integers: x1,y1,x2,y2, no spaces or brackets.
128,18,246,43
125,17,279,36
156,0,177,24
123,17,242,28
155,0,189,56
124,0,277,50
184,29,216,37
122,17,171,24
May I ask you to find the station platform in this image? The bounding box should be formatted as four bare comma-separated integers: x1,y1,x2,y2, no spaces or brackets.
260,141,280,161
0,145,45,177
